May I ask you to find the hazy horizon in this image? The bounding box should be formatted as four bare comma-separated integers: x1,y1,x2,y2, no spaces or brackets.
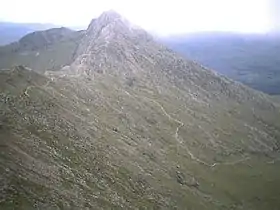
0,0,279,36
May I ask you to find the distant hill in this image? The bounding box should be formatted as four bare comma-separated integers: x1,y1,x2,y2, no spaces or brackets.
0,22,58,45
162,33,280,95
0,27,84,72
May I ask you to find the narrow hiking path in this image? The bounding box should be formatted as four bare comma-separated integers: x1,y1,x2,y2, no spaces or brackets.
149,98,216,166
22,79,255,168
150,97,251,168
151,100,184,144
123,87,254,168
123,88,213,166
24,85,35,97
23,80,52,97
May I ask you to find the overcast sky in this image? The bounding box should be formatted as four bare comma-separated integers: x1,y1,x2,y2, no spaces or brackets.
0,0,279,35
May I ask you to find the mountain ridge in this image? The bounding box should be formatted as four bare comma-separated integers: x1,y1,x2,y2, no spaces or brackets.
0,27,83,72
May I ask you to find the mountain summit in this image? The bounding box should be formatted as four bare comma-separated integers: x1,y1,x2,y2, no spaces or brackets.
88,10,124,29
1,11,280,210
67,10,153,76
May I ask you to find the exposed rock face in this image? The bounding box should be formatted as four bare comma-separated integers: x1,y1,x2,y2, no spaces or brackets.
0,11,280,210
69,10,154,76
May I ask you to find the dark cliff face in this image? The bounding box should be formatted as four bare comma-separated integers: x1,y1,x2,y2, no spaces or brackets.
0,11,280,210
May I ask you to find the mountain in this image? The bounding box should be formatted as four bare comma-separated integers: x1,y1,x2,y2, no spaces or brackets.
162,32,280,95
0,22,58,46
0,27,84,72
1,11,280,210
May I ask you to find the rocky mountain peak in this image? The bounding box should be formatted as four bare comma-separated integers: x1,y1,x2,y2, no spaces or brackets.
85,10,152,41
98,10,123,24
88,10,122,25
86,10,128,36
68,10,154,76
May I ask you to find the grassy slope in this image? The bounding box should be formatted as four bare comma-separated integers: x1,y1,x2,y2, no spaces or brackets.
1,64,280,209
0,41,77,72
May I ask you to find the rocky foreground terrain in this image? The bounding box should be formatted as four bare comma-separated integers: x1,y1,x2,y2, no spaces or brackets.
1,11,280,209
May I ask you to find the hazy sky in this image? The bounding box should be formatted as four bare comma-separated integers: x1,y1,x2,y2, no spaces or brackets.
268,0,280,32
0,0,278,35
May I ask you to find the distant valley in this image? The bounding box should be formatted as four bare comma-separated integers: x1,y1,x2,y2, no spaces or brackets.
162,32,280,95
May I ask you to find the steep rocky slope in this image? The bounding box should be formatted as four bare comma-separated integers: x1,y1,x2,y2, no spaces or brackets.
1,11,280,209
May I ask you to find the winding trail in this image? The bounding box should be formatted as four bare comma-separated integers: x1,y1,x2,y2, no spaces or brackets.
23,80,52,97
268,158,280,164
152,100,184,144
140,94,251,168
23,85,35,97
23,79,255,168
149,99,216,166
